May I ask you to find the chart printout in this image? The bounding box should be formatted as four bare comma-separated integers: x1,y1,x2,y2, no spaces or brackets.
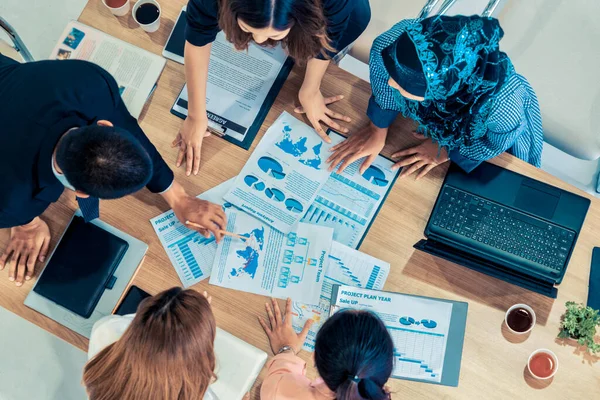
301,131,400,248
291,242,390,351
331,286,453,383
150,179,234,287
209,208,334,304
224,112,335,233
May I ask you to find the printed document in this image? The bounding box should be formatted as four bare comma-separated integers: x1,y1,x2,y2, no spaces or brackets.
301,131,401,248
224,112,334,233
209,208,333,304
171,31,288,143
50,21,166,119
331,286,453,383
291,242,390,351
150,180,234,287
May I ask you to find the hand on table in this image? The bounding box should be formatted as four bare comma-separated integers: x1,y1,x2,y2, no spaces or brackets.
258,298,313,355
172,196,226,242
172,115,212,176
327,122,388,174
392,132,449,179
295,89,351,143
0,217,50,286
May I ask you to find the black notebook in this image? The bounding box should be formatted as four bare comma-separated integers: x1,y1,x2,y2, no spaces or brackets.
33,216,129,318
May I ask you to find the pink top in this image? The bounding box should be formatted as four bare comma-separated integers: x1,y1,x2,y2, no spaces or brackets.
260,353,336,400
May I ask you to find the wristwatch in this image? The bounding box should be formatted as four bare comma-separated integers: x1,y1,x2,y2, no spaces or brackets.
277,345,296,355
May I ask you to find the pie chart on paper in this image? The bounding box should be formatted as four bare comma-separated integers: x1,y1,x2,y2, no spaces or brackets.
362,166,389,187
258,156,286,180
285,198,304,213
265,188,285,202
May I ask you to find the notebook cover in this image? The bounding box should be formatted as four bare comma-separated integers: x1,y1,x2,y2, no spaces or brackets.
33,216,129,318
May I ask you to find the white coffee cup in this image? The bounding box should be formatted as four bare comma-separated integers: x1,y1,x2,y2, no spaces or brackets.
102,0,131,17
132,0,162,33
527,349,559,380
504,303,536,335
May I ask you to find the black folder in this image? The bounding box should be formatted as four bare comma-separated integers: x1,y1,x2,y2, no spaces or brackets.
33,216,129,318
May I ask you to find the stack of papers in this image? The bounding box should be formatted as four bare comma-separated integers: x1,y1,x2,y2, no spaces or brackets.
150,112,394,314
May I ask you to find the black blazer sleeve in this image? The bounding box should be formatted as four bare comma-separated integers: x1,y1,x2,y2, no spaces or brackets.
185,0,221,47
320,0,353,59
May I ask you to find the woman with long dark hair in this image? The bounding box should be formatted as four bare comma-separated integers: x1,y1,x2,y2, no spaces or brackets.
175,0,371,176
259,298,394,399
327,15,543,179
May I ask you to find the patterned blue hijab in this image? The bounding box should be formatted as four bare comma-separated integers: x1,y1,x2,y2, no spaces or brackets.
382,16,515,150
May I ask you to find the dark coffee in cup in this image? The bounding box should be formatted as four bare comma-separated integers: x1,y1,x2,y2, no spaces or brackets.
135,3,160,25
506,307,534,332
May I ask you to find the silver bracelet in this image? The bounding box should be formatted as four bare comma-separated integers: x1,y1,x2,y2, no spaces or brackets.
277,345,295,355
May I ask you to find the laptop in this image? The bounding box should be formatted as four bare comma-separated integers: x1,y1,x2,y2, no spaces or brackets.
415,162,590,298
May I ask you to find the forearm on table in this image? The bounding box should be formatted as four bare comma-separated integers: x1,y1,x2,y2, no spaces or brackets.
301,58,330,92
184,41,211,119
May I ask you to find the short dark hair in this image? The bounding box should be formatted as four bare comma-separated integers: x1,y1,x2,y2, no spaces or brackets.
314,310,394,400
55,125,153,199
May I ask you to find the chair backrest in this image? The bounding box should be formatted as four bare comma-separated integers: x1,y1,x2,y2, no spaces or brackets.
497,1,600,160
0,16,33,63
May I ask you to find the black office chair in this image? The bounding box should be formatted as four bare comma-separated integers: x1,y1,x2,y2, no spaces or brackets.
0,16,34,62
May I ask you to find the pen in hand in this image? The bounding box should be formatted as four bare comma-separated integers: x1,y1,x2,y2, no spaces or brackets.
185,220,247,241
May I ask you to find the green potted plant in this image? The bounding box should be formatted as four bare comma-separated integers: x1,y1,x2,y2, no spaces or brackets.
558,301,600,354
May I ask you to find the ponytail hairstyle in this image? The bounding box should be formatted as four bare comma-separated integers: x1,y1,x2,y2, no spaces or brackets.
314,310,394,400
218,0,335,64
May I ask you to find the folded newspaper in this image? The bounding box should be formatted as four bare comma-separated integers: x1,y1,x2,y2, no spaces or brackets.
50,21,166,119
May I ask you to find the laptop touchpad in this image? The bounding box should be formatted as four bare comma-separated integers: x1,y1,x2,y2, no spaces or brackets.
514,182,560,219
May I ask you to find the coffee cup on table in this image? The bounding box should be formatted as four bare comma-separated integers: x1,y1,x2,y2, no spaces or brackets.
505,303,536,334
132,0,162,33
102,0,130,17
527,349,558,380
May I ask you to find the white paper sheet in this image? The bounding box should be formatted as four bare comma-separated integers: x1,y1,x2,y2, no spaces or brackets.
49,21,165,119
209,208,333,304
150,179,234,287
291,242,390,351
301,131,401,248
331,286,453,383
171,31,288,142
224,112,335,233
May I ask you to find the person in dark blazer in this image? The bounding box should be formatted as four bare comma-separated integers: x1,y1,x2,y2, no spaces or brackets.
0,54,226,287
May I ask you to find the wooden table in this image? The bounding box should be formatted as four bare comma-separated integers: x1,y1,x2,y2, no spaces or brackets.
1,0,599,398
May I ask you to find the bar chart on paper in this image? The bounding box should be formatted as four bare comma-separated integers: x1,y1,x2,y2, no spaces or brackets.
167,233,217,285
292,242,390,351
330,286,454,384
150,179,235,287
302,131,400,249
390,323,447,382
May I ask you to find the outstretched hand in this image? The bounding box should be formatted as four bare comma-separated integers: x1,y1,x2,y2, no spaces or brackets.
327,122,388,174
258,298,313,355
295,89,351,143
0,217,50,286
392,132,449,179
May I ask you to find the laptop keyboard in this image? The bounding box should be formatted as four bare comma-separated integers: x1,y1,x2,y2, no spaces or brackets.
430,187,575,272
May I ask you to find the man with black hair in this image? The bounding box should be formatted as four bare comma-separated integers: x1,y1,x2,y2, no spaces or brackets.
0,54,226,286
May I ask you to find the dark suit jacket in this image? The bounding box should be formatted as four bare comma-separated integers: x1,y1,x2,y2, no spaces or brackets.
0,55,174,228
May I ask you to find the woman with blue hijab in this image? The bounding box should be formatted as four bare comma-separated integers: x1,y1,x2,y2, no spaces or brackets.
328,15,544,179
